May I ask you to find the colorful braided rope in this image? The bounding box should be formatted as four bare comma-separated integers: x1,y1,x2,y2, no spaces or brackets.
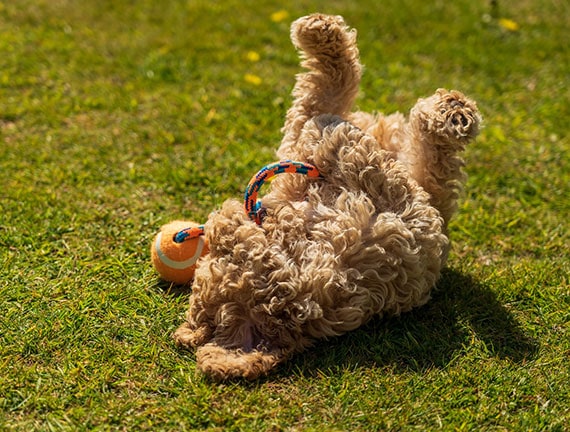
173,225,205,243
172,160,321,241
244,160,321,225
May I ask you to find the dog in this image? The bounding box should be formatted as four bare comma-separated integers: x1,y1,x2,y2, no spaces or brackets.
173,13,481,380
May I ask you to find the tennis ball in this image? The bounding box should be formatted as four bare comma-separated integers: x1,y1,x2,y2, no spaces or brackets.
151,220,209,284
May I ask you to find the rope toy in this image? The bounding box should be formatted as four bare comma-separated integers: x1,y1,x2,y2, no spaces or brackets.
244,160,321,225
151,160,321,284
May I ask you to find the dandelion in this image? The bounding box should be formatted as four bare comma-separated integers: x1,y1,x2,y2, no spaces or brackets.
498,18,519,32
244,73,262,85
246,51,260,62
271,10,289,23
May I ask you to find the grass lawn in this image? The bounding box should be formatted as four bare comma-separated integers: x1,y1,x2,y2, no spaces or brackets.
1,0,569,430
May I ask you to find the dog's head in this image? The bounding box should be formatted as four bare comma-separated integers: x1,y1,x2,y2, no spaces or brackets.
411,89,482,143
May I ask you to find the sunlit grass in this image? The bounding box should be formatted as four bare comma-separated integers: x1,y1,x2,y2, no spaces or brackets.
1,0,569,430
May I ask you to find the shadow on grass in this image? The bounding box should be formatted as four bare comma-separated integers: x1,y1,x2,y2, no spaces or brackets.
156,279,193,298
157,268,538,381
283,268,539,377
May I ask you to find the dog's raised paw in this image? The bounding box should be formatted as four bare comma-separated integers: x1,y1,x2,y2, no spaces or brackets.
291,14,352,55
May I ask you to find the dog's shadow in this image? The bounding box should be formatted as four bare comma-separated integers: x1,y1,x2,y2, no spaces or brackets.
283,268,538,376
159,268,538,379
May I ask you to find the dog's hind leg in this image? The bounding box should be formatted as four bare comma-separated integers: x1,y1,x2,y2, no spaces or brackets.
278,14,362,159
196,343,291,381
173,320,213,349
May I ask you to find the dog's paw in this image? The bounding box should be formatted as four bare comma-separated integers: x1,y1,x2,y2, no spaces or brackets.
412,89,482,143
291,14,352,55
173,322,212,349
196,344,286,381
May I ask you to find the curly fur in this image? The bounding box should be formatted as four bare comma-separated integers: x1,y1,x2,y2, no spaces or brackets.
173,14,481,380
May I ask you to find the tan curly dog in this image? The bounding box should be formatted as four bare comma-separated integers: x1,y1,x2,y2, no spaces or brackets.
173,14,481,380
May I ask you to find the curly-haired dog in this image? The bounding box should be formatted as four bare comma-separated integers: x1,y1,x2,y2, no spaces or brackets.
173,14,481,380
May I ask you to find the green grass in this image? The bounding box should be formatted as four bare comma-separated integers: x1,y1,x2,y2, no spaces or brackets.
1,0,569,430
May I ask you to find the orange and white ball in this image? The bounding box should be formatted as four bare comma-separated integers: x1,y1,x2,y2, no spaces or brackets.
151,220,209,284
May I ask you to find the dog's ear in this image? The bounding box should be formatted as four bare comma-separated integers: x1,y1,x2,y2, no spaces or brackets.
196,343,290,380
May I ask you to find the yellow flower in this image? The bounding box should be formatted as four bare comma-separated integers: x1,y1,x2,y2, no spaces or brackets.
244,74,262,85
498,18,520,32
246,51,260,62
271,10,289,23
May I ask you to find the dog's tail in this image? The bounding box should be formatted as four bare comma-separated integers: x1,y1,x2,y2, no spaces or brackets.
278,14,362,158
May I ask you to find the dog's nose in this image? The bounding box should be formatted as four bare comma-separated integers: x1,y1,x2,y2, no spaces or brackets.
450,99,464,109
